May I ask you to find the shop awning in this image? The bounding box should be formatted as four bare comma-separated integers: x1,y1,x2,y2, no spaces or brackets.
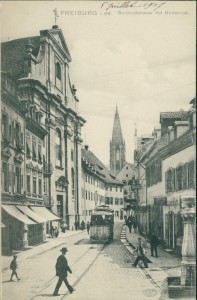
1,222,6,228
2,205,36,225
30,206,61,221
16,205,47,224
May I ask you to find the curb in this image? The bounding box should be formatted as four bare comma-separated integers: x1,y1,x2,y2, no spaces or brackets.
2,230,85,272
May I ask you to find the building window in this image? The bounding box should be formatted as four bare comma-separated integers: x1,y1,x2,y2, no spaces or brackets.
165,168,175,193
110,186,112,191
38,178,42,195
33,177,37,195
86,190,87,200
120,198,123,205
57,195,63,218
120,187,122,192
15,166,21,194
32,138,37,161
115,198,119,205
116,149,120,160
1,113,8,138
55,62,61,81
188,160,195,189
71,168,75,197
26,135,31,158
176,165,183,191
182,163,188,190
126,174,128,177
115,186,118,191
38,143,42,164
26,175,31,193
2,162,9,192
110,197,113,205
55,129,62,167
71,149,74,161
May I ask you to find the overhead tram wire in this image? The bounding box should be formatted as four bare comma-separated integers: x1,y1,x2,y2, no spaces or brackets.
80,81,195,118
74,57,195,83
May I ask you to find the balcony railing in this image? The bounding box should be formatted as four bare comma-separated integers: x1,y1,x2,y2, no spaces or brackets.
43,162,54,175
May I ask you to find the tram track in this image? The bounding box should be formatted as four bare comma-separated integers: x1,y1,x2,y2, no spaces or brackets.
120,226,161,293
31,243,106,300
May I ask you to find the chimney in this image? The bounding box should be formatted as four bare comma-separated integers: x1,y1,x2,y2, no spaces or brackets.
84,145,89,151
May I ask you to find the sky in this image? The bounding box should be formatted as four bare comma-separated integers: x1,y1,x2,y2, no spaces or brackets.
0,1,196,167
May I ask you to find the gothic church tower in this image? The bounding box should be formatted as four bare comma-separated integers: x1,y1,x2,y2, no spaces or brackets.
110,106,126,176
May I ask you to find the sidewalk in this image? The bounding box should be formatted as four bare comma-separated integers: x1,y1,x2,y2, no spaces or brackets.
1,229,85,272
125,227,181,276
121,226,186,299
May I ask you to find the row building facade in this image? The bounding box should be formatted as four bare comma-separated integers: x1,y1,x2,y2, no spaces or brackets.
1,25,85,254
134,99,196,253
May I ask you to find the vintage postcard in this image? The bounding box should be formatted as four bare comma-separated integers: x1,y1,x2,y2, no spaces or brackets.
1,1,196,300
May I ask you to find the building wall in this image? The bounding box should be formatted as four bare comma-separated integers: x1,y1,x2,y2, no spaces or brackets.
116,162,135,182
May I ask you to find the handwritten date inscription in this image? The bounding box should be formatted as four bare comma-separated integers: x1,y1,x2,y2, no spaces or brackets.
101,1,167,12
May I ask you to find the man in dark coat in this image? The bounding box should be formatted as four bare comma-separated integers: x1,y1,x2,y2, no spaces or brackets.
150,233,159,257
10,255,20,281
53,247,74,296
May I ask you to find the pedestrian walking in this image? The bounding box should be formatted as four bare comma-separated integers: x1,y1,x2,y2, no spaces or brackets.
50,226,54,238
74,220,79,231
80,220,85,230
127,216,133,234
132,238,148,268
54,227,59,238
150,233,159,257
86,221,90,234
53,247,74,296
10,255,20,281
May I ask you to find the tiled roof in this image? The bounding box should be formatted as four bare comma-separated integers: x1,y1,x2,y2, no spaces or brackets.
1,36,40,79
81,148,123,185
160,111,188,121
146,134,168,161
135,140,155,162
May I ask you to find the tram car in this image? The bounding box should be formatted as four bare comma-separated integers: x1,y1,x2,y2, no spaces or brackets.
90,205,114,242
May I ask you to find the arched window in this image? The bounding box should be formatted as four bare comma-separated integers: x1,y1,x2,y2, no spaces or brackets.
116,149,120,160
55,129,62,167
55,62,61,81
71,168,75,197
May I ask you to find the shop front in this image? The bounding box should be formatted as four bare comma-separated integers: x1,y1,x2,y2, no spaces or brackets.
1,204,60,255
1,205,36,255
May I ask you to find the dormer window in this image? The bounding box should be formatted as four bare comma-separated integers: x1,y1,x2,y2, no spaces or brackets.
56,62,61,81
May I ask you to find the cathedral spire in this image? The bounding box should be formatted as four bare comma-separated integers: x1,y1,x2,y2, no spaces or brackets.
112,105,124,145
110,106,126,176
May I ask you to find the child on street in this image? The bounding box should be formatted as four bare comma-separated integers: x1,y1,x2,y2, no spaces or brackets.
10,255,20,282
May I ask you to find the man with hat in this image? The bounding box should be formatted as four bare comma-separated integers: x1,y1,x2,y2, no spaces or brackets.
53,247,74,296
10,254,20,282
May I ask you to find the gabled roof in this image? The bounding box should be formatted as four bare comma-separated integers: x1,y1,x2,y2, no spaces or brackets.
1,26,72,80
160,111,188,122
81,148,123,185
40,25,71,62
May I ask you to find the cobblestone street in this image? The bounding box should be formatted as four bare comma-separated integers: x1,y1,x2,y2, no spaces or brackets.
1,222,165,300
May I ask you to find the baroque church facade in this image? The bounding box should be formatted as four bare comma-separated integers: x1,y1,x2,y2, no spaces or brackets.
1,25,85,254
